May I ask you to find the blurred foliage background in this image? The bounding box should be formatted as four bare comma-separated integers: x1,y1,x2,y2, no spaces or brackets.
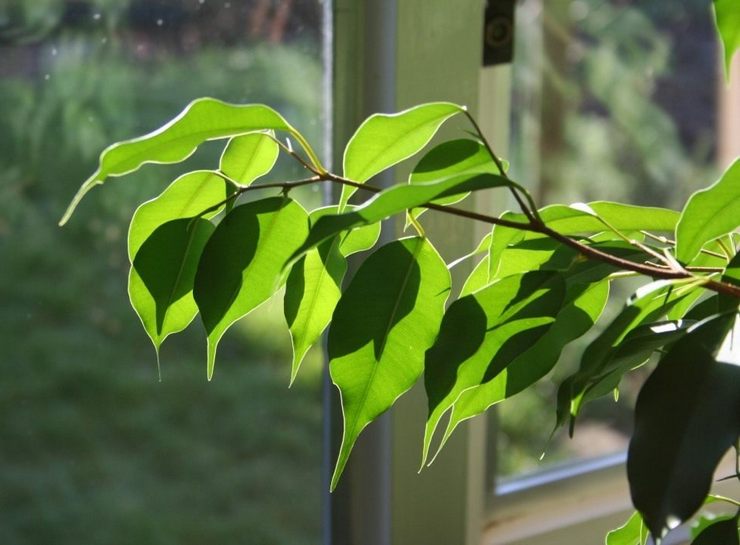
0,1,325,543
496,0,723,479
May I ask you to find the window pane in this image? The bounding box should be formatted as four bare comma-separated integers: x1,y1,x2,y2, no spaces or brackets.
0,2,326,543
497,0,722,479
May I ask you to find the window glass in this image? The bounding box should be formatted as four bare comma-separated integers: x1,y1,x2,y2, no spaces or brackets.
0,1,326,543
498,0,722,479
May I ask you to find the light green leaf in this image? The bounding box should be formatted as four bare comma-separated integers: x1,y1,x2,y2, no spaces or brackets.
460,255,491,297
309,205,381,256
219,132,279,186
284,240,346,384
193,197,309,380
127,170,233,261
422,271,565,467
714,0,740,79
627,314,740,540
61,98,316,225
340,102,464,207
503,202,679,236
329,237,450,490
408,138,497,220
676,158,740,263
130,218,215,352
606,511,649,545
293,172,512,261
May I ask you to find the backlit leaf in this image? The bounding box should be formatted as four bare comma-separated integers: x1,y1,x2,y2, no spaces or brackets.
714,0,740,79
293,172,512,261
676,159,740,263
284,240,346,384
61,98,314,225
127,170,233,261
340,102,464,207
130,218,214,351
443,279,609,449
627,314,740,540
219,132,279,186
194,197,309,380
329,237,450,490
606,511,649,545
408,139,498,220
557,280,699,429
309,205,381,256
422,271,565,466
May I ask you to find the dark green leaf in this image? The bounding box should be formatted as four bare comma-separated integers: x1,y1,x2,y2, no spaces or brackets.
340,102,464,207
627,314,740,540
558,280,699,429
692,514,739,545
676,158,740,263
219,132,279,186
194,197,309,380
130,218,215,352
422,271,565,466
328,237,450,490
444,279,609,448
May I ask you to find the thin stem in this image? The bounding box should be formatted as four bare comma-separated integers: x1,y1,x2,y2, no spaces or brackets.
639,230,728,260
199,169,740,300
462,109,542,222
708,494,740,508
717,237,733,260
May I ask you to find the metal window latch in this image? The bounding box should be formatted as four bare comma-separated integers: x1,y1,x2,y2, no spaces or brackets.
483,0,515,66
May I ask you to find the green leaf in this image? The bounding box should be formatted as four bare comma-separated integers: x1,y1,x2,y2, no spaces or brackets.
61,98,308,225
676,158,740,263
219,132,279,186
422,271,565,467
284,240,346,384
578,319,696,408
328,237,450,490
130,218,215,352
692,514,739,545
127,170,233,261
460,254,491,297
408,138,497,220
444,279,609,449
714,0,740,79
606,511,649,545
340,102,464,207
627,314,740,540
194,197,309,380
502,202,679,236
557,280,699,429
309,205,381,256
293,172,512,261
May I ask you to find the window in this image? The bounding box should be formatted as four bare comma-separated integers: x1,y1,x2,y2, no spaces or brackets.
0,2,327,543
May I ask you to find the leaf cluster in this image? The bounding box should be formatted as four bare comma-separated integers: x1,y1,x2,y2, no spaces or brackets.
61,8,740,539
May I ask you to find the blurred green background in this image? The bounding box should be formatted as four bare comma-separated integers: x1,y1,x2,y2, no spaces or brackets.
0,1,325,543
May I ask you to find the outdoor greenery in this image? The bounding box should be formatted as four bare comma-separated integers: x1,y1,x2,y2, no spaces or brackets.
58,3,740,544
0,2,325,543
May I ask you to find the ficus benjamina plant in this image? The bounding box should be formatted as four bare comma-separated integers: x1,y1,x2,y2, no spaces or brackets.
59,3,740,544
